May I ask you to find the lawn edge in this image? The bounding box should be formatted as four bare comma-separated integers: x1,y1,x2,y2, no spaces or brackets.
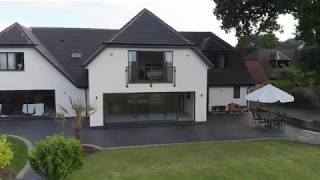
103,137,296,150
6,134,33,180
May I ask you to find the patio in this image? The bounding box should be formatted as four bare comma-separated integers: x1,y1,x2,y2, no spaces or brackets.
0,114,304,180
0,114,303,148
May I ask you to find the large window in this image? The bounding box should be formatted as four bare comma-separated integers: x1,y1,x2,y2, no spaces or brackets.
0,52,24,71
127,50,174,83
0,90,55,116
103,92,194,124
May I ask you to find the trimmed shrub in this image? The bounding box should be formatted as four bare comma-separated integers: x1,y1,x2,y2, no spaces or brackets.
30,135,83,180
0,135,13,169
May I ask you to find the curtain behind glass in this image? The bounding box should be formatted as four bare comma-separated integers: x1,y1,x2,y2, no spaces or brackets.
164,52,173,82
128,51,137,82
0,54,7,70
8,53,16,70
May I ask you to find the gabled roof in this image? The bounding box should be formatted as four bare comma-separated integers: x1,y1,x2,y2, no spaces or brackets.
0,23,36,45
180,32,235,52
107,9,193,45
31,27,118,87
0,9,245,87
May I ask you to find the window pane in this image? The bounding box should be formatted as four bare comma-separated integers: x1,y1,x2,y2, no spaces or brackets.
16,53,24,70
234,86,240,98
218,55,225,69
164,52,173,82
164,52,173,64
8,53,16,70
0,54,7,70
128,51,137,63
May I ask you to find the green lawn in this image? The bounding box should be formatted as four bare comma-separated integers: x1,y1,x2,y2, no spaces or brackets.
69,140,320,180
7,136,29,176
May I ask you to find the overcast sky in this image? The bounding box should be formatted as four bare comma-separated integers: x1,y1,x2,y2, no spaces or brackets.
0,0,298,46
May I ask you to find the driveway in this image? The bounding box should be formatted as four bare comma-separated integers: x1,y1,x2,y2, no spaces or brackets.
0,113,303,148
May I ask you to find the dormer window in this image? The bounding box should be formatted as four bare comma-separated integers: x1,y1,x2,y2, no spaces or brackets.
71,50,82,59
217,54,225,69
0,52,24,71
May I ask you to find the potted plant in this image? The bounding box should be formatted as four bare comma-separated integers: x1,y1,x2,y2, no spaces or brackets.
0,135,13,179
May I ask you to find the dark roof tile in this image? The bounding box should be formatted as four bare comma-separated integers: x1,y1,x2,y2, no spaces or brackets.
108,9,192,45
0,23,35,45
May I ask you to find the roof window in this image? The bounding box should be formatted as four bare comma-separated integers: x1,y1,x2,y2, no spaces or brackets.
72,50,82,59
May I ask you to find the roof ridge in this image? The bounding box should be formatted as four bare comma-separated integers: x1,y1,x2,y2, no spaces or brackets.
16,23,36,44
0,22,17,37
107,9,147,42
143,9,193,45
208,32,235,50
30,27,119,31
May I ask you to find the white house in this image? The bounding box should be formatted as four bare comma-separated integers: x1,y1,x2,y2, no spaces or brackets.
0,9,253,127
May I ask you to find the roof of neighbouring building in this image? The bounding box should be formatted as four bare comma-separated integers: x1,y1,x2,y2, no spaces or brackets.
0,8,253,88
244,59,269,84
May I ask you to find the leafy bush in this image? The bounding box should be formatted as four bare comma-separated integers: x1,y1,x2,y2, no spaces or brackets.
30,135,83,180
0,135,13,169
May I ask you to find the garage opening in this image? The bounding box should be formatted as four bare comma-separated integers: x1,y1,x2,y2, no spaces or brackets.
0,90,55,117
103,92,195,124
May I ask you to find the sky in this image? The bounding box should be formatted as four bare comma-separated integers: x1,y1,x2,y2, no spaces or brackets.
0,0,298,46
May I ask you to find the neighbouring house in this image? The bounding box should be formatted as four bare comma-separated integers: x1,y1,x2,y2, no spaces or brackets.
0,9,253,127
242,40,304,80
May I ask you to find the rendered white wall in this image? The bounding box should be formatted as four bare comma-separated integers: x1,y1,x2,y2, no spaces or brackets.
87,47,209,126
0,48,86,116
183,93,195,117
208,86,248,111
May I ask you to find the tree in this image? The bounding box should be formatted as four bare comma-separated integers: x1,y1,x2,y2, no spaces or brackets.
236,33,279,49
58,97,95,141
213,0,320,45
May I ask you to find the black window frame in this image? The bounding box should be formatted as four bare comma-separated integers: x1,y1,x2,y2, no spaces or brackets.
0,52,24,71
233,86,240,99
127,50,173,67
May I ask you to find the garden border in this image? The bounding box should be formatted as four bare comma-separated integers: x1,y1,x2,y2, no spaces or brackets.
103,137,295,150
6,134,33,180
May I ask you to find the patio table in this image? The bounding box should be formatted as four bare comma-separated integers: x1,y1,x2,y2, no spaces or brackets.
257,112,277,127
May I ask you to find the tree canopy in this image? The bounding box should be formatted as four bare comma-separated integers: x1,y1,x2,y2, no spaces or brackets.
236,33,279,49
213,0,320,45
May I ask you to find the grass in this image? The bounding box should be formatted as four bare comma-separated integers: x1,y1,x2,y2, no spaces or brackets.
7,136,29,176
68,140,320,180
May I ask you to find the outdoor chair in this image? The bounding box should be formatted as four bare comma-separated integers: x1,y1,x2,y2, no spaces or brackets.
251,109,266,126
273,113,286,130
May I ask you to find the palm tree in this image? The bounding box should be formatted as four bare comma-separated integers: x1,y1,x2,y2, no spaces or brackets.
57,97,95,141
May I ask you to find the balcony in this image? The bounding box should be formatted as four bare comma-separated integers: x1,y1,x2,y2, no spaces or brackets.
126,65,176,87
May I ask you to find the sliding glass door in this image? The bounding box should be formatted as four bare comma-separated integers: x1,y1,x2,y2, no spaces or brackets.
103,92,193,124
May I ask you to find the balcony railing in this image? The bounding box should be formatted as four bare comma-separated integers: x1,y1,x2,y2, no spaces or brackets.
126,65,176,87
